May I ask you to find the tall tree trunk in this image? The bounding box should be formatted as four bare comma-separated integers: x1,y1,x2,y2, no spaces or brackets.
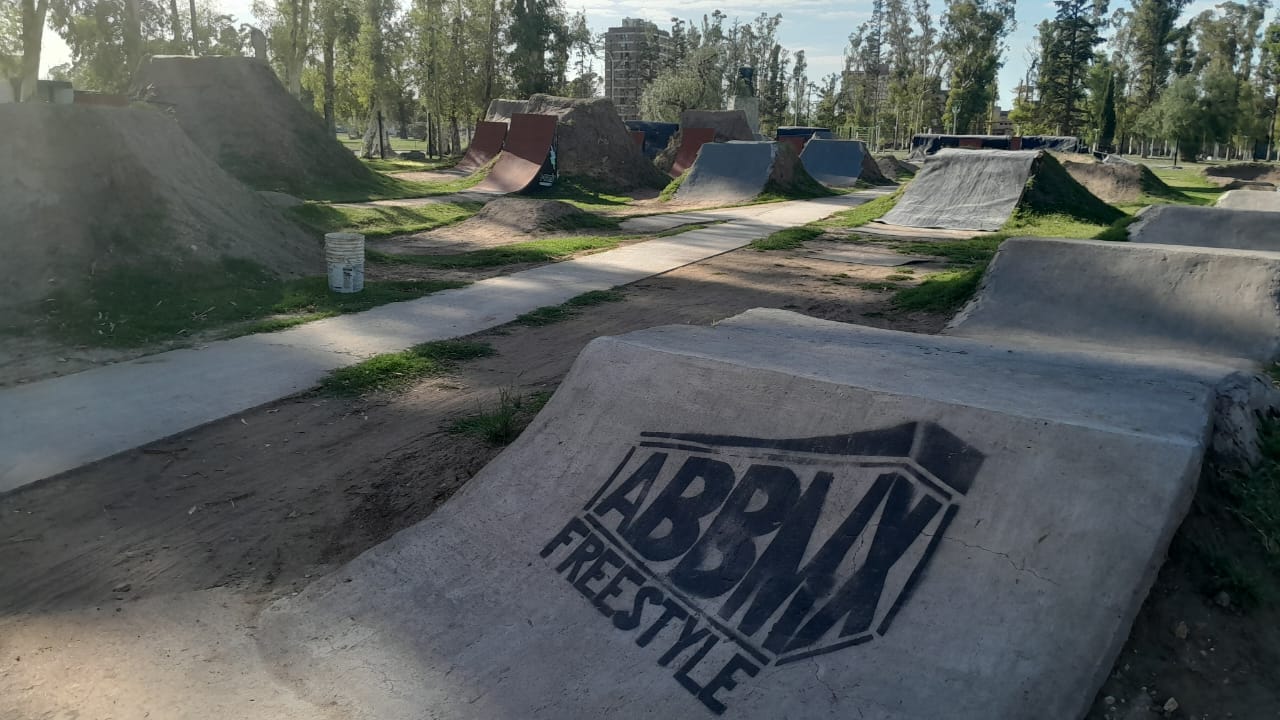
284,0,311,97
19,0,50,101
169,0,183,43
124,0,143,81
450,114,460,156
481,0,498,110
323,34,337,134
189,0,200,54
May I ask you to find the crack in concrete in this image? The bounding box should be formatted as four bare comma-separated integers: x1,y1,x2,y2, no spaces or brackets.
938,534,1060,585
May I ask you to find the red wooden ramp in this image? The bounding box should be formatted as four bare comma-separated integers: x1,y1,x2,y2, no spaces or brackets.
475,113,558,193
669,127,716,178
456,120,508,173
629,130,645,150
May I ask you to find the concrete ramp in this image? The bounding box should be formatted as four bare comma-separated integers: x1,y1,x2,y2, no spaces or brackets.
674,141,776,204
475,113,557,193
879,149,1039,231
947,237,1280,364
671,128,716,178
259,308,1230,719
456,120,507,173
1129,204,1280,251
1215,189,1280,212
800,139,866,187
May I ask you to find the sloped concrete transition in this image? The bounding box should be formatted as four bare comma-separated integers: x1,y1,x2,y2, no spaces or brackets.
253,309,1275,719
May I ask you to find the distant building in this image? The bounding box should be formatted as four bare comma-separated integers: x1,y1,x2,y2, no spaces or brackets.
604,18,670,121
990,106,1013,136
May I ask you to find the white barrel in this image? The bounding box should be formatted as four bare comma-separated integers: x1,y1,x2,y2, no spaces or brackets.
325,232,365,293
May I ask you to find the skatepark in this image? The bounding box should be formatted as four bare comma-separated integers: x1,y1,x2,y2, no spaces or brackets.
6,54,1280,720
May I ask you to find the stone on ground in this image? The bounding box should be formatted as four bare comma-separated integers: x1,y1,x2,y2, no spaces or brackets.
947,237,1280,364
256,308,1239,720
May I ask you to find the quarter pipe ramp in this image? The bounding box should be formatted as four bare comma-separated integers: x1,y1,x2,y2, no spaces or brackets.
674,141,776,204
474,113,557,194
799,139,866,187
456,120,507,174
257,307,1238,719
879,149,1040,231
670,128,716,178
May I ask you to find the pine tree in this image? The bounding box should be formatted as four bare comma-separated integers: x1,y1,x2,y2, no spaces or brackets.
1098,70,1117,149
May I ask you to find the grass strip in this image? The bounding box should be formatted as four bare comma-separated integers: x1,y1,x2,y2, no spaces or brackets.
319,340,494,395
514,290,627,326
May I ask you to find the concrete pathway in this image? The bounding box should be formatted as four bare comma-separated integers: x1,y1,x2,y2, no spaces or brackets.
0,192,880,494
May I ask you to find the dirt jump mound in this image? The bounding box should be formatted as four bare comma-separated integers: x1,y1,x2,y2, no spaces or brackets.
880,149,1118,231
484,98,531,122
877,155,918,180
674,141,822,204
1062,159,1173,203
800,139,867,187
1203,162,1280,186
0,104,317,317
467,197,593,233
134,55,374,196
520,94,668,192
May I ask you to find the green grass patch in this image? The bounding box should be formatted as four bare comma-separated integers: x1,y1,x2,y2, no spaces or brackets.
659,173,685,202
897,236,1003,265
319,340,494,395
1094,215,1141,242
1174,416,1280,609
750,226,824,251
540,211,622,233
367,235,623,269
449,388,552,444
1138,163,1225,206
891,266,985,313
33,258,466,348
818,191,902,229
289,201,480,239
513,289,626,326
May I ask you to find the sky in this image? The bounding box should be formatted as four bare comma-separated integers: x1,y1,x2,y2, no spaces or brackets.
39,0,1231,109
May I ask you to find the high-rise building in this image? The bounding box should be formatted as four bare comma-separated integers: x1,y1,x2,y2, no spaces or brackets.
603,18,670,121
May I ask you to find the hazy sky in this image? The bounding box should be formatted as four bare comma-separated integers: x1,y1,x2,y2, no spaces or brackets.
40,0,1231,110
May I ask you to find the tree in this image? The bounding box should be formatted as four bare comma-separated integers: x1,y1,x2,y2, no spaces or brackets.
1148,73,1200,162
19,0,51,100
314,0,359,132
254,0,312,96
506,0,567,97
1259,22,1280,158
356,0,395,157
790,49,808,124
1037,0,1107,134
1097,69,1117,149
1128,0,1190,110
638,44,722,121
940,0,1015,133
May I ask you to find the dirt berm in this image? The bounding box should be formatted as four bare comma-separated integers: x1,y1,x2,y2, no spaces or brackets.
1061,159,1174,203
0,104,318,316
1204,162,1280,186
134,55,375,196
521,94,668,192
655,109,755,174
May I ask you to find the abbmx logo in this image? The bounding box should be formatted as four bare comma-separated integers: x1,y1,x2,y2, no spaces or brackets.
542,422,986,715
